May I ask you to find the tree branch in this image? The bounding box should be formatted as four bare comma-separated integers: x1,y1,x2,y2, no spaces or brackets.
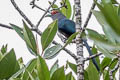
0,23,13,29
30,0,50,13
11,0,35,28
1,0,77,60
109,62,119,80
82,2,96,32
74,0,84,80
35,0,57,28
84,53,102,61
0,22,77,60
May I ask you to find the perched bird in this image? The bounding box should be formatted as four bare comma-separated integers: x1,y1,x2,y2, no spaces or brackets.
46,10,100,72
46,10,76,38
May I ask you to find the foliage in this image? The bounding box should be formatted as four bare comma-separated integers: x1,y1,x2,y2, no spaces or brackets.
0,0,120,80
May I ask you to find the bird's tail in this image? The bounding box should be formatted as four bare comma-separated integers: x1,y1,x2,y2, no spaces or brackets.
82,39,100,72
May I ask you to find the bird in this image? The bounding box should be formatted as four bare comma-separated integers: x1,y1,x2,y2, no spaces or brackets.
46,10,76,38
46,10,100,72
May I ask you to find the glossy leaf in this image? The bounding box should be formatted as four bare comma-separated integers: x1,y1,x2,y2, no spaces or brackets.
9,67,25,79
10,24,24,40
9,78,22,80
91,46,100,71
72,5,75,21
112,0,118,4
22,58,37,80
86,60,100,80
23,21,37,55
43,44,62,59
0,49,20,79
92,10,120,43
84,70,89,80
41,20,58,51
95,0,120,41
67,61,77,74
103,58,118,80
25,69,35,80
66,72,75,80
100,57,111,72
61,0,72,19
37,56,50,80
86,29,118,58
64,32,79,47
50,66,66,80
1,44,8,54
50,60,59,77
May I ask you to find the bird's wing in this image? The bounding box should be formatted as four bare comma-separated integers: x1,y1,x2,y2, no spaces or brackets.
58,19,76,35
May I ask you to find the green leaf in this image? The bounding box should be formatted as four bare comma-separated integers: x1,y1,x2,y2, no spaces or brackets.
66,72,75,80
72,5,75,21
96,0,120,38
9,78,22,80
86,29,118,58
22,58,37,80
25,69,35,80
44,32,78,59
91,46,100,68
100,57,111,72
43,44,62,59
109,58,118,69
111,0,118,4
84,70,89,80
9,67,25,79
0,49,20,79
10,24,24,40
61,0,72,19
11,23,37,56
37,56,50,80
50,60,59,77
41,20,58,51
103,58,118,80
92,10,120,43
50,66,66,80
64,32,79,47
1,44,8,54
0,52,3,60
86,61,100,80
23,21,37,55
67,61,77,74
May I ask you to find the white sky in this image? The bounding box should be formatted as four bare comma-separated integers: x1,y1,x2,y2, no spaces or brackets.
0,0,120,79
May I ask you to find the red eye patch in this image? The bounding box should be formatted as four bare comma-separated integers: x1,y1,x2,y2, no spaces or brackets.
51,11,58,15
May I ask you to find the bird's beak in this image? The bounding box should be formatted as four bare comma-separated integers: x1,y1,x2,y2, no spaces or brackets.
45,14,51,17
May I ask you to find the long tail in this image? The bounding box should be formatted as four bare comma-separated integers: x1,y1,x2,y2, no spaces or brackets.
82,39,100,72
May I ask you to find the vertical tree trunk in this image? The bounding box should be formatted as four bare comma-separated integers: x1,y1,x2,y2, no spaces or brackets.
74,0,84,80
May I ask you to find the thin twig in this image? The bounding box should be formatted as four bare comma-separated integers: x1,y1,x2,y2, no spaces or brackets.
10,0,77,60
0,23,13,29
35,0,57,28
11,0,35,28
109,61,119,80
30,0,49,13
111,62,119,73
0,23,77,60
81,2,96,35
109,70,114,80
34,29,77,60
84,53,102,61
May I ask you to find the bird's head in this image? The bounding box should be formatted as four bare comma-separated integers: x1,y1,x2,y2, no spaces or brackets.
46,10,66,20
